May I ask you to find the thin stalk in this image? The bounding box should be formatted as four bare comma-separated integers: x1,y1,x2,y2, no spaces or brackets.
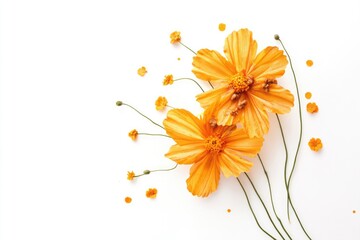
135,164,178,178
244,173,286,240
174,78,205,92
276,37,303,220
258,154,293,240
121,103,164,130
277,116,312,239
236,177,277,240
138,133,171,138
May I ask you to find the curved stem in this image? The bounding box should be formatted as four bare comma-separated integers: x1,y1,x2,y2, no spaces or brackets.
276,113,291,220
277,38,303,220
288,197,312,239
244,173,286,240
236,177,277,240
150,163,178,173
258,154,293,240
174,78,205,92
138,133,171,138
122,103,164,130
135,164,178,178
277,116,312,239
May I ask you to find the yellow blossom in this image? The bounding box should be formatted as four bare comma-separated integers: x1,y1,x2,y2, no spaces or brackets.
128,129,138,140
170,31,181,44
146,188,158,199
307,102,319,113
155,96,168,111
127,171,135,180
163,74,174,85
137,66,147,76
308,138,323,152
218,23,226,31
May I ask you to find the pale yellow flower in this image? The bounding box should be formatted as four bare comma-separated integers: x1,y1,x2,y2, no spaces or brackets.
137,66,147,76
170,31,181,44
155,96,168,111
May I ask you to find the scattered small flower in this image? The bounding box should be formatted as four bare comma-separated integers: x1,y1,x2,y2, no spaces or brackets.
308,138,323,152
306,60,313,67
227,209,231,213
218,23,226,31
125,196,132,203
146,188,158,199
128,129,138,140
307,102,319,113
127,171,135,180
353,210,356,214
305,92,312,99
137,66,147,76
170,31,181,44
155,96,168,111
163,74,174,86
177,57,181,61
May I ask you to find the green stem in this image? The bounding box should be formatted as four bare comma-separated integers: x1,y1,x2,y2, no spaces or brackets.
121,103,164,130
236,177,277,240
174,78,205,92
277,37,303,220
138,133,171,138
179,41,197,55
277,116,312,239
258,154,293,240
244,173,285,240
135,164,178,178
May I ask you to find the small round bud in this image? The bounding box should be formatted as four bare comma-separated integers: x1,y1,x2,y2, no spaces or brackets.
274,34,280,40
116,101,123,106
143,170,151,175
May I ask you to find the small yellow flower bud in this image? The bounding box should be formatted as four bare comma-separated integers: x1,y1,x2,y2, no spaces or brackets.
116,101,123,106
143,170,151,175
274,34,280,40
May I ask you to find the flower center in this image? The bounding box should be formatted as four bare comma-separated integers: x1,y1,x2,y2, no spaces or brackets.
229,72,254,93
205,136,223,153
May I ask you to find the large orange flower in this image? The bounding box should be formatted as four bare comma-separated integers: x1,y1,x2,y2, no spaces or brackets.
193,28,294,137
163,103,263,197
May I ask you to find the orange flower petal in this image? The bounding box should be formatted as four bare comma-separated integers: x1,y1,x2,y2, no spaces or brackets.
248,46,288,81
192,49,236,81
225,128,264,156
240,96,270,138
196,86,230,109
250,84,294,114
219,151,253,177
186,156,220,197
224,29,258,72
163,109,204,145
165,143,207,164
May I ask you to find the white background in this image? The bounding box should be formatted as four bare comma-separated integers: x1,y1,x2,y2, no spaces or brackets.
1,0,360,239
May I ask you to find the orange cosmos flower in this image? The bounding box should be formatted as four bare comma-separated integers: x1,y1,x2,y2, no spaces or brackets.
308,138,323,152
127,171,135,180
170,31,181,44
146,188,158,199
155,96,168,111
163,74,174,85
163,103,263,197
192,28,294,137
306,102,318,113
128,129,138,140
